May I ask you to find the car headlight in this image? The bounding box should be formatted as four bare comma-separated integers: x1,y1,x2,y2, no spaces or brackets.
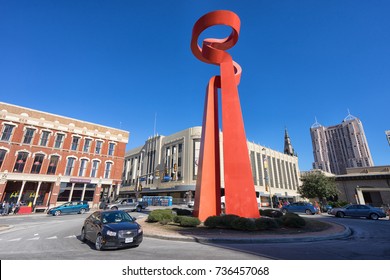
106,230,117,236
138,227,143,234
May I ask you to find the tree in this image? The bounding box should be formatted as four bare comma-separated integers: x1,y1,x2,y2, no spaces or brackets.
298,171,339,202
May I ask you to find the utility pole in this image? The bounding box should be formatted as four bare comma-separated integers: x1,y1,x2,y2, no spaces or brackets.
262,148,273,208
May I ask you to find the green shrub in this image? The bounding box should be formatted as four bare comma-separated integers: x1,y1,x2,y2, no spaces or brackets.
174,216,201,227
231,217,257,231
260,209,283,218
255,217,280,230
219,214,240,228
204,216,220,228
146,209,174,223
279,213,306,228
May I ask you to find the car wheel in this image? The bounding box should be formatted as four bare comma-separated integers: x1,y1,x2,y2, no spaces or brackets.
370,213,379,220
136,206,142,212
111,206,118,210
336,211,345,218
54,210,61,216
79,208,86,214
305,209,313,215
80,227,86,242
95,234,104,251
281,209,287,214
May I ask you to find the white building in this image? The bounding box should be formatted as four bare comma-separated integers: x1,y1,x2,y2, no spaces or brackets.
121,127,301,206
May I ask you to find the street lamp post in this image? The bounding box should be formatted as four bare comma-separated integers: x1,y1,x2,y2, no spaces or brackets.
262,148,274,208
135,149,145,198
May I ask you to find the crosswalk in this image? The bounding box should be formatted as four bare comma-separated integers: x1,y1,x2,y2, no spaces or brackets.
0,234,78,242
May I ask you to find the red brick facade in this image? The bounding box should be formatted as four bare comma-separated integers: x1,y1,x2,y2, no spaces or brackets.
0,102,129,210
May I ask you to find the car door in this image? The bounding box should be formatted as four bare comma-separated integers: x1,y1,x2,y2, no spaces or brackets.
357,205,370,217
344,205,358,217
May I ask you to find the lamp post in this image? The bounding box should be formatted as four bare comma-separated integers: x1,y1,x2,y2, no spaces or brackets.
135,149,145,198
262,148,274,208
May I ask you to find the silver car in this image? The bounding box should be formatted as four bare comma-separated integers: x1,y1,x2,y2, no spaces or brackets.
330,204,386,220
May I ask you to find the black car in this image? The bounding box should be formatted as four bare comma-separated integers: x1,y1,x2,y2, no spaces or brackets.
81,210,143,250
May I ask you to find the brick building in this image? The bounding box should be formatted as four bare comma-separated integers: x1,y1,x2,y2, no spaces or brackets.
0,102,129,211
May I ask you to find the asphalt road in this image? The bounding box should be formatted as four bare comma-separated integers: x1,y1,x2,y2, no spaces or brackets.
0,211,268,260
217,214,390,260
0,212,389,260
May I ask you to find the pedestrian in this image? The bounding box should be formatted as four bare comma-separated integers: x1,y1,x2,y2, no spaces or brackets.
3,201,10,216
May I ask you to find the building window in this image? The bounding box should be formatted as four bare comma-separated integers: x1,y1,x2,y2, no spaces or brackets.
192,140,200,180
1,124,15,142
78,159,88,176
108,142,115,156
54,133,65,149
47,155,59,174
23,128,35,144
95,140,103,154
71,136,80,151
91,160,100,178
104,162,113,179
83,139,92,153
65,157,76,176
39,131,51,146
0,149,7,168
13,151,29,172
31,154,44,174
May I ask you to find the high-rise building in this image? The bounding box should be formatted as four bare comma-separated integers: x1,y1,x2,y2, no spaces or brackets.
386,130,390,146
310,113,374,175
0,102,129,210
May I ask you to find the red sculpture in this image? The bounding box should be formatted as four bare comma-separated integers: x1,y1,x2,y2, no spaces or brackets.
191,10,260,221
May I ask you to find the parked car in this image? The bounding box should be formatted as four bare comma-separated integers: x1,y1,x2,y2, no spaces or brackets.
281,202,319,215
105,198,148,212
329,204,387,220
187,200,194,208
81,210,143,250
47,201,89,216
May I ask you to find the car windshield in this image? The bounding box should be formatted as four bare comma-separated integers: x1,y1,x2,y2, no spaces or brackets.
101,211,134,224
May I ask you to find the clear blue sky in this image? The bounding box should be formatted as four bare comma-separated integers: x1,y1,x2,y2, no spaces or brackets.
1,0,389,171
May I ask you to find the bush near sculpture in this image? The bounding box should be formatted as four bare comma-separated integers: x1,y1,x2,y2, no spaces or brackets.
204,213,306,231
146,209,306,230
146,209,200,227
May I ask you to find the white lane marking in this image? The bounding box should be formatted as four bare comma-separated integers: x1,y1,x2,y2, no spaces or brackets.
46,236,57,239
7,238,22,242
27,237,40,240
64,235,76,239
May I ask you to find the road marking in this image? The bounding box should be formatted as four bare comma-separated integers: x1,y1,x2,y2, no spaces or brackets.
8,238,22,242
27,237,40,240
46,236,57,239
34,233,39,236
64,235,76,239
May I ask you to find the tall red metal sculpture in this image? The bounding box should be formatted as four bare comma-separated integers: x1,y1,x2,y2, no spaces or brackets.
191,10,260,221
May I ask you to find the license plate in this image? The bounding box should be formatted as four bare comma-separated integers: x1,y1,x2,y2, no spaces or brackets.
125,237,133,243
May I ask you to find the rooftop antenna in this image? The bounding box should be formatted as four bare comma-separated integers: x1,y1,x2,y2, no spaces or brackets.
153,112,157,137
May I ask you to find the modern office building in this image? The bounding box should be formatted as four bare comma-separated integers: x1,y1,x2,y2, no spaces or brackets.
121,126,301,206
0,102,129,210
310,113,374,175
386,130,390,146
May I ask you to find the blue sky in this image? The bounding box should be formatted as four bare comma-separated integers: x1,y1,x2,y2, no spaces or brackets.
1,0,389,171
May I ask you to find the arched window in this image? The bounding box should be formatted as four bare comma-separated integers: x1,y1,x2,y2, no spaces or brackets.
13,151,29,172
0,149,7,168
65,157,76,176
47,155,60,175
31,153,44,174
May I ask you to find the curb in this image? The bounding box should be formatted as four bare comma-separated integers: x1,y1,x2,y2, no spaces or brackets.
143,223,352,244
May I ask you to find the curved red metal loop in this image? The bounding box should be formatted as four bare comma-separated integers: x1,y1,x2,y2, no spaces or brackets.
192,10,260,220
191,10,240,65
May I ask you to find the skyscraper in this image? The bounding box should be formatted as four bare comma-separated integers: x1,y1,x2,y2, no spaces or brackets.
310,113,374,175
